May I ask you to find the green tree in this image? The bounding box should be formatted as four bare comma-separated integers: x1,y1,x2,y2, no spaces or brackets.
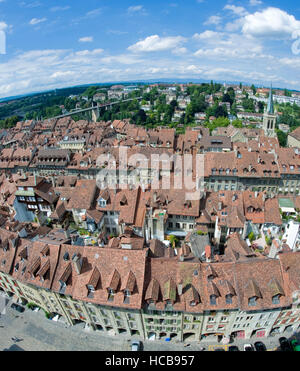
215,105,228,118
276,129,287,147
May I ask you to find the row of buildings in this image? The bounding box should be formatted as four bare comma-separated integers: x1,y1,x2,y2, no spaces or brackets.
0,89,299,343
1,220,300,343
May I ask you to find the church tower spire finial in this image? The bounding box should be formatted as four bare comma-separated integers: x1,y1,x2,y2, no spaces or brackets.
263,82,276,138
267,83,274,115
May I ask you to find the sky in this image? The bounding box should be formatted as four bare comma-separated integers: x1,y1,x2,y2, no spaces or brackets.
0,0,299,98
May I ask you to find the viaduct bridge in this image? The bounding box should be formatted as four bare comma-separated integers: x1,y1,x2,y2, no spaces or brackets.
51,97,143,122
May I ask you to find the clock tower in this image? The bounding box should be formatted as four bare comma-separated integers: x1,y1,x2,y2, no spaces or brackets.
263,84,276,138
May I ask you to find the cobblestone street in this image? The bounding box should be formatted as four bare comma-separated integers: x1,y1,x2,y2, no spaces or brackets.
0,299,298,351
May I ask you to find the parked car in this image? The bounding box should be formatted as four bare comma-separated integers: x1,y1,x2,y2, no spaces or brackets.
279,337,293,351
10,303,25,313
254,341,266,351
290,339,300,351
228,346,239,351
244,344,254,351
131,340,142,351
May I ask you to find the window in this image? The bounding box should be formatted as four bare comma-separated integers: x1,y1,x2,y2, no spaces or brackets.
248,297,257,306
98,199,106,207
225,294,233,304
108,289,115,302
272,295,280,305
210,295,217,306
124,289,131,297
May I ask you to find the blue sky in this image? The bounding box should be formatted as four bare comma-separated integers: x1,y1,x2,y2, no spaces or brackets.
0,0,299,97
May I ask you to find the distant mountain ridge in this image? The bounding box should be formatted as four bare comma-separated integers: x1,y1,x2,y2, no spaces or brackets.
0,78,299,103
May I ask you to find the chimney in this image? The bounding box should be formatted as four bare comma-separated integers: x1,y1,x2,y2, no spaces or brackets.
64,230,70,239
205,245,211,262
72,254,83,274
178,281,183,296
179,253,185,262
218,201,222,211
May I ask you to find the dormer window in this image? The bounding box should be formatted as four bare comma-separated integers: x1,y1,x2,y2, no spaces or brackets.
248,296,257,306
124,289,131,304
210,295,217,306
108,288,115,302
124,289,131,297
87,285,95,293
225,294,233,304
272,294,281,305
98,198,107,208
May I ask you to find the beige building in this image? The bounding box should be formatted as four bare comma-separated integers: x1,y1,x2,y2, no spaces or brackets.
288,127,300,148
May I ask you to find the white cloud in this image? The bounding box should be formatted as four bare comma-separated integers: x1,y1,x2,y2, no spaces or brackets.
85,8,102,18
224,5,248,17
204,15,222,25
29,17,47,25
279,57,300,69
249,0,262,5
193,31,274,60
0,22,8,31
75,49,103,56
127,5,145,14
172,47,188,55
193,30,223,40
50,6,70,12
101,54,144,65
79,36,93,43
128,35,186,52
242,7,300,39
50,71,75,79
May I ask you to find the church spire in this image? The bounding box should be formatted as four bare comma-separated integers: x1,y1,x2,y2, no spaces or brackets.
267,83,274,115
